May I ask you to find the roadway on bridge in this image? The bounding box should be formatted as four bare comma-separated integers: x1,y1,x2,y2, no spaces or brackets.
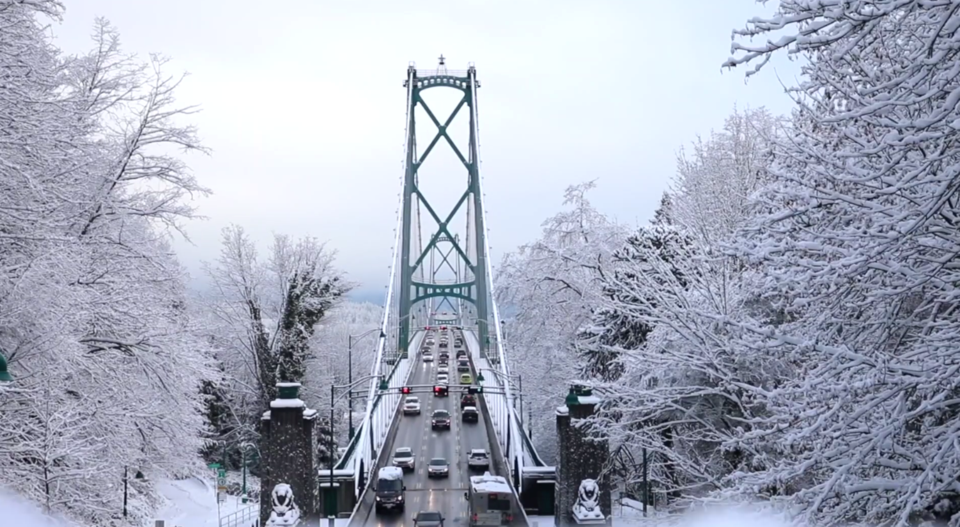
353,332,497,526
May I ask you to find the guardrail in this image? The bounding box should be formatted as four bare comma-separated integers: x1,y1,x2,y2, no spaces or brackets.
220,504,259,527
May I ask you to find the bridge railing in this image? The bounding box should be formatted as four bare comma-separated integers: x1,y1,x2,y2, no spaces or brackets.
334,346,417,472
347,68,422,500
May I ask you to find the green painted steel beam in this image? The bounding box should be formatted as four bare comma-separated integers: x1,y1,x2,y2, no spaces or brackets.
413,291,476,305
412,186,474,272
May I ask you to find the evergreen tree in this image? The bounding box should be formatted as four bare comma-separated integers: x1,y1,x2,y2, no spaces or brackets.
652,192,673,226
276,272,346,387
577,195,688,382
200,366,233,463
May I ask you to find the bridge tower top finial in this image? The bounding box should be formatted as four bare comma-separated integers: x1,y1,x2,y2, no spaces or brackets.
437,54,448,75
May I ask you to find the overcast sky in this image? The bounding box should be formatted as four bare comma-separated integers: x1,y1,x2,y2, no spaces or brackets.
49,0,800,302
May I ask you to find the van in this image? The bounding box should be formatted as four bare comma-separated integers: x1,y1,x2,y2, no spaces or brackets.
375,466,406,513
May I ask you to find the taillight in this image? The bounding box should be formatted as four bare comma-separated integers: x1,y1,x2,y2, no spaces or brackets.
471,514,478,522
505,514,513,522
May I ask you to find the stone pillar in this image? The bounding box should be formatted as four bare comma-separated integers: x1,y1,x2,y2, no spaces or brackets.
555,385,612,527
260,382,319,525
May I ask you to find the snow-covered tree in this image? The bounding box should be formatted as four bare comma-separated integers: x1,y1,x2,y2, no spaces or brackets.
672,107,781,247
577,106,787,506
0,6,213,525
303,301,384,448
202,225,351,468
711,3,960,526
496,181,627,462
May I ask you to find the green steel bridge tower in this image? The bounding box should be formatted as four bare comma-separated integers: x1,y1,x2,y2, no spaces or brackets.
397,58,490,358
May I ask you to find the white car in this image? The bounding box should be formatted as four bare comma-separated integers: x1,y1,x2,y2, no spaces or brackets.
393,447,416,471
403,396,421,415
468,449,490,469
437,365,449,375
423,353,434,362
436,374,449,385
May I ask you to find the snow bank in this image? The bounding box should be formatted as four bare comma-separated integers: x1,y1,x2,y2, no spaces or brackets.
0,488,76,527
155,476,252,527
668,506,792,527
529,503,794,527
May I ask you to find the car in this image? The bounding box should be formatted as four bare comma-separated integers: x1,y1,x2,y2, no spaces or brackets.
437,365,449,375
462,406,479,423
436,374,449,384
423,353,434,362
460,394,476,409
460,373,472,384
467,449,490,470
374,467,406,513
427,458,449,479
457,360,470,372
454,339,463,347
439,352,450,360
403,396,421,415
393,447,415,471
433,385,448,397
456,350,468,359
431,409,451,430
439,341,448,348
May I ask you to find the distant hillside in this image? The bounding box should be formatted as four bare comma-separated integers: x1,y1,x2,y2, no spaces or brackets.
347,288,387,305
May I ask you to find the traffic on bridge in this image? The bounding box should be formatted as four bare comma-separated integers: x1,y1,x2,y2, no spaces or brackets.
351,326,522,526
253,61,563,527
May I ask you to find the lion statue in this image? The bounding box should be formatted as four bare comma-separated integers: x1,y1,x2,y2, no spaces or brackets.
266,483,301,526
572,479,604,522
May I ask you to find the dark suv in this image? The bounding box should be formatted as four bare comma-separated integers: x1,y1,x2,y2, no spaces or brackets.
431,409,451,430
462,406,479,423
460,394,476,409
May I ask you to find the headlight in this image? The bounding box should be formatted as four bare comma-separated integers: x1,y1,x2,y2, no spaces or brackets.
376,497,381,501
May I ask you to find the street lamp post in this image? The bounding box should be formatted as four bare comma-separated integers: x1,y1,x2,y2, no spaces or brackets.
329,383,335,517
240,442,255,503
347,329,386,440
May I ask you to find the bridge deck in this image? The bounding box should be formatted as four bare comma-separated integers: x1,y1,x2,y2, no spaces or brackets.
350,331,524,526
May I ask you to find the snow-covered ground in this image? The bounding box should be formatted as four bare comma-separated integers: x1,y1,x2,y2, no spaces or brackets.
528,502,793,527
155,476,253,527
1,487,78,527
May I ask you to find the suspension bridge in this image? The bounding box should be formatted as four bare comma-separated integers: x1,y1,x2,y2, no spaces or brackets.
332,58,554,526
240,59,614,527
